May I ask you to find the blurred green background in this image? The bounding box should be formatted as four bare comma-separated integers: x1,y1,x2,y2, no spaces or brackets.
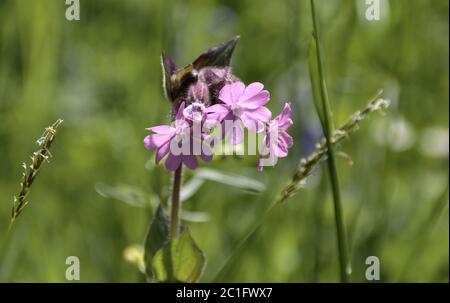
0,0,448,282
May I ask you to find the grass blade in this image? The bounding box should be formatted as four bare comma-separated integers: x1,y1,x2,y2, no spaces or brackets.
309,0,351,282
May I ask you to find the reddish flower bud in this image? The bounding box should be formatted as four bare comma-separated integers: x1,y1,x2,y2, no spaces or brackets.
198,67,239,105
187,81,210,106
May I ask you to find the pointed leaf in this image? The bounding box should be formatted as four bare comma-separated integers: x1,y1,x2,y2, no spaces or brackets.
95,183,150,208
161,52,176,102
144,204,170,279
180,177,205,202
194,168,266,193
308,35,327,133
193,36,240,70
152,228,206,282
181,210,210,223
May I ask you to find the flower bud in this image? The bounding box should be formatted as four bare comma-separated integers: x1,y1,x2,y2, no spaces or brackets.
198,67,239,104
162,36,240,106
187,81,210,106
199,67,230,86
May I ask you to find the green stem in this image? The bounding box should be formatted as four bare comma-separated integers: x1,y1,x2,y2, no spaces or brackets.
310,0,351,282
326,148,350,282
170,166,183,239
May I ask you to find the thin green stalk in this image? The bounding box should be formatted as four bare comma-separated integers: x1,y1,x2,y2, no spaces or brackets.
170,166,183,239
310,0,351,282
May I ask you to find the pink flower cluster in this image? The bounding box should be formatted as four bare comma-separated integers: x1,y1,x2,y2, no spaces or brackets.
144,81,293,171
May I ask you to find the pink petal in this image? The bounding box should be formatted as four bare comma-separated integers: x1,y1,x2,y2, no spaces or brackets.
275,146,288,158
280,103,292,120
280,132,293,149
182,155,198,169
156,141,171,164
240,112,266,133
244,107,272,124
200,141,214,161
165,153,182,171
278,118,293,131
218,81,245,105
144,133,173,149
147,125,175,134
239,82,270,109
201,153,213,162
240,90,270,109
174,119,191,135
228,122,245,145
205,104,231,125
175,102,186,120
144,135,154,149
241,82,264,100
276,103,293,130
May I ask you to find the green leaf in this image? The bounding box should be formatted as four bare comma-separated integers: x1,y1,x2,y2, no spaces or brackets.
192,36,240,69
95,183,150,208
144,204,170,279
194,168,266,193
152,228,206,283
308,34,327,133
180,177,205,202
181,210,210,223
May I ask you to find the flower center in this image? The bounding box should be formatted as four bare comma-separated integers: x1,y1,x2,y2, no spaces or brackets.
184,102,206,122
231,103,243,117
175,130,188,145
174,120,190,144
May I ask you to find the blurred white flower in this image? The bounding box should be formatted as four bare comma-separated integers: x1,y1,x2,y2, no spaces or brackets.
419,128,449,158
372,115,416,152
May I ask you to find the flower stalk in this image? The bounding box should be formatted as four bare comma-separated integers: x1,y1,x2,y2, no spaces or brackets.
170,166,183,239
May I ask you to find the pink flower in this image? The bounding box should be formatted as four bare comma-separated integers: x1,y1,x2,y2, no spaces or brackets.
144,102,212,171
206,81,272,144
144,81,294,172
183,102,207,124
258,103,294,171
